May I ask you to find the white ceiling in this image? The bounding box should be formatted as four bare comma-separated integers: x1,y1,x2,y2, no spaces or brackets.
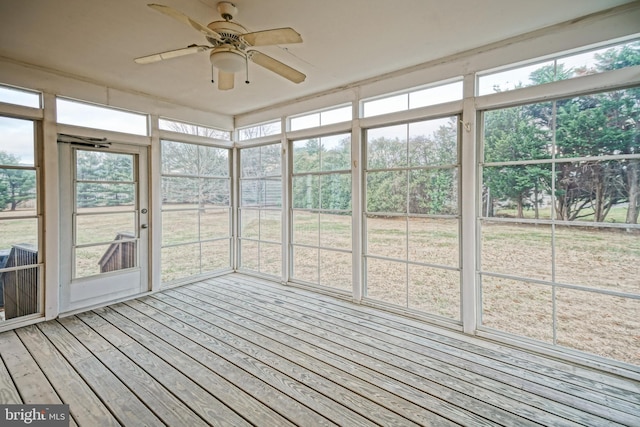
0,0,635,117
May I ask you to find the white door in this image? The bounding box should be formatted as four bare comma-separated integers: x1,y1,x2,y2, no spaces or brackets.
59,142,149,312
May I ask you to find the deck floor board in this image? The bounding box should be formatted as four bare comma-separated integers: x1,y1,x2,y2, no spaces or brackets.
0,273,638,426
207,276,638,424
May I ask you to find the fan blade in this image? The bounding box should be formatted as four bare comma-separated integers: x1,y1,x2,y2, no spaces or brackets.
248,51,306,84
134,45,210,64
148,4,222,41
218,70,235,90
242,28,302,46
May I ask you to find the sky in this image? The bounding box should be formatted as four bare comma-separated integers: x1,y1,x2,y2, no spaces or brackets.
0,116,35,165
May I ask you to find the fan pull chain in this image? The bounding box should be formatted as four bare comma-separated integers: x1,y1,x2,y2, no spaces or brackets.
245,56,250,84
211,65,215,84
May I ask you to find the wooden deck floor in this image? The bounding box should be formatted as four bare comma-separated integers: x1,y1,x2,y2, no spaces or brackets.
1,273,639,426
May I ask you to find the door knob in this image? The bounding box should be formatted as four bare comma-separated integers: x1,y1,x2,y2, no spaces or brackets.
141,224,148,229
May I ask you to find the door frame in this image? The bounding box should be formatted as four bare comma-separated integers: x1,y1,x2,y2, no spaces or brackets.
58,140,150,313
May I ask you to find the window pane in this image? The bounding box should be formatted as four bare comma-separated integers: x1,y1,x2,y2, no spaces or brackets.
200,209,230,240
481,222,552,281
238,121,281,140
292,175,319,209
320,213,351,250
319,250,351,291
321,174,351,210
291,113,320,131
408,218,458,267
261,210,281,243
409,265,459,320
76,182,135,211
367,125,407,169
240,209,259,239
366,258,406,306
240,240,259,271
366,171,407,213
481,276,553,343
0,117,34,166
260,242,281,277
0,218,38,249
293,139,320,173
0,168,36,215
554,226,639,294
241,178,281,208
482,165,552,219
291,105,352,131
161,244,200,282
363,93,407,117
162,177,199,208
554,160,634,223
0,86,40,108
241,179,261,207
264,178,281,208
57,98,147,136
409,117,458,166
76,151,133,182
201,178,230,207
201,240,230,271
409,169,458,215
321,105,352,126
241,147,261,177
366,215,406,259
76,213,135,245
321,134,351,172
556,92,640,158
75,242,137,278
162,210,198,245
478,61,554,95
556,288,639,365
292,246,318,283
161,140,198,175
409,81,462,109
199,146,229,177
261,144,281,176
159,118,230,140
293,211,318,246
483,105,553,162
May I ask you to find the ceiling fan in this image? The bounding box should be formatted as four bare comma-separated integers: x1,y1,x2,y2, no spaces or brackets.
135,2,306,90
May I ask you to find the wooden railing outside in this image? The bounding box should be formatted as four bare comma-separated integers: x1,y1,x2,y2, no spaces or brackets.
1,244,38,320
98,232,136,273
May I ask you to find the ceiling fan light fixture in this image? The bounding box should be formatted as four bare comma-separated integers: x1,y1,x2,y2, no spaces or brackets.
210,49,245,73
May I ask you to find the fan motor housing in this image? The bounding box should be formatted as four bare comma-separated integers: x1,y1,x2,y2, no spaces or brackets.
207,20,247,47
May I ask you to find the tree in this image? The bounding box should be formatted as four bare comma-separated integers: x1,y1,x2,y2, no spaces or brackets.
292,137,352,212
0,151,36,211
408,119,458,215
483,106,551,218
75,151,134,209
555,97,629,222
553,42,640,223
161,141,230,208
595,42,640,224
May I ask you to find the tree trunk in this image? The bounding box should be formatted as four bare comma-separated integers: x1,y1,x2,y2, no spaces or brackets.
533,184,540,219
517,198,524,218
626,160,640,225
591,163,605,222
